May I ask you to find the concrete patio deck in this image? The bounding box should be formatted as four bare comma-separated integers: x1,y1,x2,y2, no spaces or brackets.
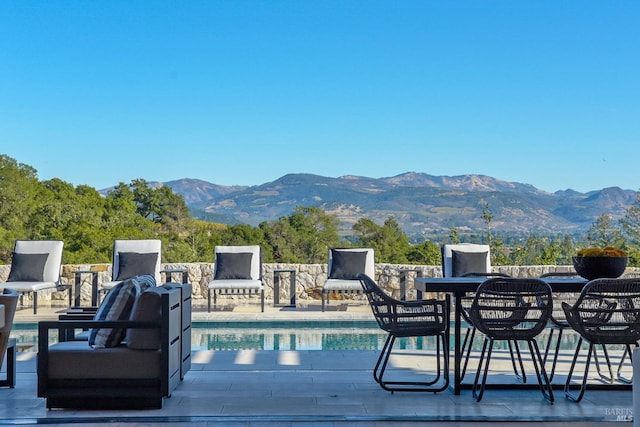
0,299,634,426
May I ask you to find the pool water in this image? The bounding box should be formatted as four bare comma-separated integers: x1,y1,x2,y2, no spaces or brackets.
191,321,431,351
11,321,437,351
10,321,608,352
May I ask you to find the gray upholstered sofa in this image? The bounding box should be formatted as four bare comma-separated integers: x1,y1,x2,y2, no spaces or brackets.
37,284,183,409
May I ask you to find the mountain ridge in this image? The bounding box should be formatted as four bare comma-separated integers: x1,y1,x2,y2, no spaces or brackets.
106,172,637,237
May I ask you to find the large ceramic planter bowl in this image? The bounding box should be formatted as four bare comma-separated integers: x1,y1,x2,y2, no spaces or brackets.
572,256,628,281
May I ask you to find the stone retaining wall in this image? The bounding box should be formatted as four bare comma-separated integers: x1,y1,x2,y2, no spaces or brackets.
1,263,639,305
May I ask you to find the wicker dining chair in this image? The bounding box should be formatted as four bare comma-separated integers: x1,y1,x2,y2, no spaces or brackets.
458,272,519,382
468,277,554,403
538,271,581,382
358,273,449,393
562,278,640,402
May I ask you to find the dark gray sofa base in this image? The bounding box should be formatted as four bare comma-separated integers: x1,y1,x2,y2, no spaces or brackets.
44,381,164,409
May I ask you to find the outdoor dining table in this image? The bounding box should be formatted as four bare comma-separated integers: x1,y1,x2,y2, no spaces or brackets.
414,275,589,395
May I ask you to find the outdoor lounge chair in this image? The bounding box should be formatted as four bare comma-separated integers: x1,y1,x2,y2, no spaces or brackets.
358,273,449,392
468,277,554,403
207,245,264,312
98,239,162,303
0,240,68,314
441,244,502,381
562,277,640,402
322,248,374,312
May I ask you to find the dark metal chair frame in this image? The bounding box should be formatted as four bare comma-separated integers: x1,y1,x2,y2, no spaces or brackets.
468,277,554,403
358,273,450,393
538,271,581,382
562,278,640,402
458,272,526,383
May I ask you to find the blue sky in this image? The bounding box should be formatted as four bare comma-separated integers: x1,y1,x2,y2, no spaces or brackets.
1,1,638,193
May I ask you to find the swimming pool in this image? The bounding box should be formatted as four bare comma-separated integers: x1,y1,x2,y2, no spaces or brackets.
190,321,435,351
11,321,438,351
10,321,589,352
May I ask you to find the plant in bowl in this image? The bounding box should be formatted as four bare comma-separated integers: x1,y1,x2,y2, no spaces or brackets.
572,246,628,280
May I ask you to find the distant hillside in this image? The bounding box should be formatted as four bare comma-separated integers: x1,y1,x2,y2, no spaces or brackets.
102,172,638,237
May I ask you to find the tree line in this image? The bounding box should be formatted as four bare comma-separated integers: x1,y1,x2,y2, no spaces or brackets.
2,154,639,266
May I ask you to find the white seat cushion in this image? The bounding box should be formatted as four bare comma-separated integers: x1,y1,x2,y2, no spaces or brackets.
0,281,57,292
208,279,263,290
323,279,363,292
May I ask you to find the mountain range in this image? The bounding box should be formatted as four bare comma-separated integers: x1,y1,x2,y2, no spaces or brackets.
117,172,639,238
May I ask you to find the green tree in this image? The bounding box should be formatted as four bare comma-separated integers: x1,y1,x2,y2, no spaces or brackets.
287,207,340,263
220,223,266,249
260,218,298,262
586,214,624,248
353,216,411,263
448,226,461,244
130,179,190,228
620,193,640,266
179,220,225,262
480,202,509,265
406,240,441,264
0,155,41,260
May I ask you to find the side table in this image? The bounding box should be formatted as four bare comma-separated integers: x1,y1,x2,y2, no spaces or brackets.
273,269,296,308
399,268,422,300
161,268,189,284
73,270,99,306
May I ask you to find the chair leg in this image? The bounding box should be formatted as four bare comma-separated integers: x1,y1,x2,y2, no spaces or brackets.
33,291,38,315
528,339,554,403
508,340,527,383
472,337,493,402
373,334,393,385
460,326,476,381
565,338,592,402
615,343,635,384
207,289,211,313
594,344,614,383
321,290,326,312
373,333,449,393
543,327,564,382
260,289,265,313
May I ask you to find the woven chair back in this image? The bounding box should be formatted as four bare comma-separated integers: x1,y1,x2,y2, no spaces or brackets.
562,278,640,345
358,273,448,337
469,277,552,341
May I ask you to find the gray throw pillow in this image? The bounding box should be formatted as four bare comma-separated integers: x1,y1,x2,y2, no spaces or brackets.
329,249,367,280
214,252,253,280
452,250,488,277
115,252,158,281
89,277,143,348
7,252,49,282
126,286,168,350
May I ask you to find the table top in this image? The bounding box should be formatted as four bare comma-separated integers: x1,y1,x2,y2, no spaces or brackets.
414,276,588,294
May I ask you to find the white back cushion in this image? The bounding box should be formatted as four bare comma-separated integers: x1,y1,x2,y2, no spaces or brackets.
214,245,261,280
441,243,491,278
328,248,375,279
112,239,162,284
14,240,63,283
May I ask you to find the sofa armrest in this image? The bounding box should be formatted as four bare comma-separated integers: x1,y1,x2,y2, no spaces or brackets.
57,309,100,341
